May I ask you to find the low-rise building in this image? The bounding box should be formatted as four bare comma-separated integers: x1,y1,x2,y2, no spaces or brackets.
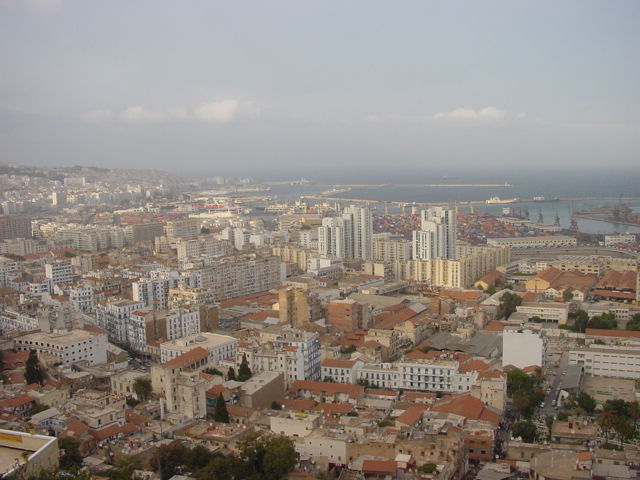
13,326,108,365
569,345,640,379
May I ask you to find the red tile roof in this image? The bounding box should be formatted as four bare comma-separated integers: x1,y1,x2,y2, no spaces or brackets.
289,380,365,399
585,328,640,339
396,405,427,426
361,460,397,474
0,393,34,409
321,358,357,368
162,346,209,368
431,393,501,426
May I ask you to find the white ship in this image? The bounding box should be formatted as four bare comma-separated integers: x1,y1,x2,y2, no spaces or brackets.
486,196,520,204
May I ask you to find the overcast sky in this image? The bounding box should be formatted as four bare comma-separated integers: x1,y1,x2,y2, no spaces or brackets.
1,0,639,179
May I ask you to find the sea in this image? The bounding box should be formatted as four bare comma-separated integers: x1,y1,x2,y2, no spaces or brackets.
264,170,640,235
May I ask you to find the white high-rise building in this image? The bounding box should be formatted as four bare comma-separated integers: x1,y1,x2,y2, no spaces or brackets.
412,207,457,260
343,205,373,260
318,205,372,260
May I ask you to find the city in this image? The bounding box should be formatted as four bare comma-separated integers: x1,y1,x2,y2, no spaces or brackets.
1,2,640,480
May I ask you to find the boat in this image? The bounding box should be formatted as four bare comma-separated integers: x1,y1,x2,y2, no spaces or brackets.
486,196,520,204
533,196,560,203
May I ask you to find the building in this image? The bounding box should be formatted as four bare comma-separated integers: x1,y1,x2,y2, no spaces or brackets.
502,327,546,369
176,237,233,260
278,287,322,327
0,430,58,479
373,233,411,264
487,235,577,249
403,245,510,289
326,299,364,332
165,218,200,241
238,326,321,386
412,207,457,260
515,302,569,324
318,206,373,260
44,259,73,286
132,277,178,310
69,284,96,313
127,309,202,353
13,327,108,365
124,222,164,244
183,255,280,302
0,215,32,242
569,345,640,379
95,298,144,342
151,347,212,420
160,332,237,365
604,233,636,246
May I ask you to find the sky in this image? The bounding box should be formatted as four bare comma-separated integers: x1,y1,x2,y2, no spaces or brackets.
0,0,639,180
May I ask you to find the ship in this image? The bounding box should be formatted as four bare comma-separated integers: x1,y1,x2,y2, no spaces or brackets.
486,196,520,204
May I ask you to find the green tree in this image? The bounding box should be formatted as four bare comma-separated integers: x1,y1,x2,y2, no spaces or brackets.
132,377,152,401
189,445,216,470
626,313,640,331
512,420,537,442
214,393,230,423
588,312,617,330
598,410,615,446
25,350,44,386
500,292,522,319
58,437,83,471
613,416,634,449
418,463,437,474
572,309,589,333
156,442,191,480
577,392,597,415
203,367,224,376
227,367,236,381
562,288,574,302
506,367,545,419
28,403,50,416
238,354,252,382
237,434,297,480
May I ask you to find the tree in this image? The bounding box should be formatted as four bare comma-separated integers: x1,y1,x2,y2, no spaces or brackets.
598,410,615,446
203,367,224,376
572,309,589,333
25,350,44,386
512,420,537,443
58,437,83,471
132,377,152,401
576,392,597,415
626,313,640,331
214,393,230,423
227,367,236,381
613,416,634,449
238,354,252,382
29,403,50,416
271,401,282,410
237,434,297,480
588,313,617,330
418,463,437,474
562,288,574,302
500,292,522,319
506,367,545,419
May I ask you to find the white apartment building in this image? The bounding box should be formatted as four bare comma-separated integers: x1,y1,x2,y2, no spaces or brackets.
165,218,200,241
182,255,280,302
160,332,237,365
132,277,177,310
95,298,144,342
318,206,373,260
354,355,478,393
373,233,411,263
502,327,547,369
176,237,233,260
238,327,321,387
569,345,640,379
515,302,569,325
13,327,108,365
413,207,457,260
586,302,630,323
127,309,201,353
487,236,577,249
69,284,96,313
45,260,72,286
604,233,636,246
0,309,44,334
321,359,364,384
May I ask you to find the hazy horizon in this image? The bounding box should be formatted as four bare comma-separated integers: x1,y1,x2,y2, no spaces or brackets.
1,1,639,177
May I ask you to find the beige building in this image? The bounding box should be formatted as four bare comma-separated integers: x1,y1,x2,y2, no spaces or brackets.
373,234,411,263
272,244,314,273
278,287,322,327
471,371,507,412
401,245,510,289
0,430,58,478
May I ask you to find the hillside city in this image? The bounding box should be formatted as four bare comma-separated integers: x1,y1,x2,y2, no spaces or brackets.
0,163,639,480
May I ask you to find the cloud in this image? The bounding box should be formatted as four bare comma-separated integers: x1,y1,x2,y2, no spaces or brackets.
82,100,258,125
120,106,169,124
433,106,507,121
194,99,259,124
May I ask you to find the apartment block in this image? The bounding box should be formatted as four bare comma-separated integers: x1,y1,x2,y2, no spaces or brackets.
13,327,107,365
